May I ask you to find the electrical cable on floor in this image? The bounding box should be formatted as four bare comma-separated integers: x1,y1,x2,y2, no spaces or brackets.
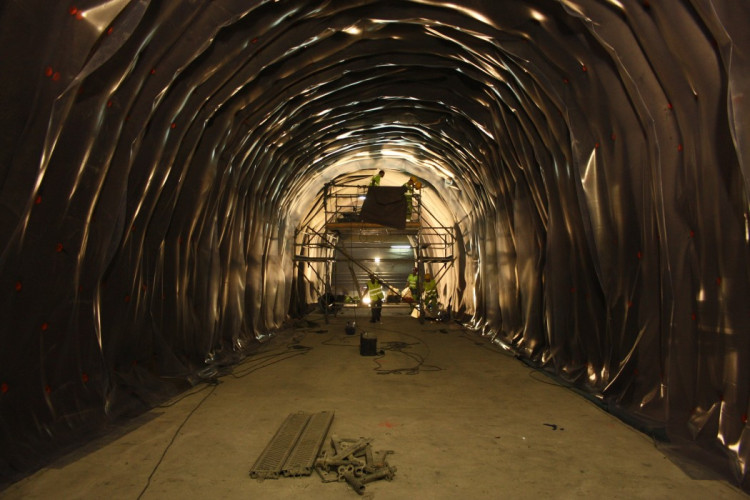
137,328,315,497
366,328,444,374
316,319,444,374
458,332,518,358
157,383,214,408
136,381,219,500
230,343,313,379
321,334,359,346
523,362,670,446
372,339,444,375
454,332,563,384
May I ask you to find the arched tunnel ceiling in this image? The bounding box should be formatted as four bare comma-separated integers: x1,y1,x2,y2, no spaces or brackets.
1,0,750,491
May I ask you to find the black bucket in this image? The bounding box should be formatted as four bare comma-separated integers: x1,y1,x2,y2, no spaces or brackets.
359,333,377,356
345,322,356,335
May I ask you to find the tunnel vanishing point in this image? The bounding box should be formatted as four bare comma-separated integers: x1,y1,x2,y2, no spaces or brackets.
1,0,749,491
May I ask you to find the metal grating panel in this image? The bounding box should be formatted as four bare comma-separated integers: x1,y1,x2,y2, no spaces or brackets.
249,412,311,479
282,410,334,476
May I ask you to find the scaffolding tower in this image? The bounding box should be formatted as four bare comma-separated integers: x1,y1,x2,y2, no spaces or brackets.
293,179,455,322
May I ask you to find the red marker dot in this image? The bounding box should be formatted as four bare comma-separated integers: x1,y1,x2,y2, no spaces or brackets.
45,66,53,77
150,68,156,75
45,385,52,394
35,195,42,204
691,313,697,321
563,77,569,84
124,295,131,303
76,12,83,20
170,122,177,129
594,142,600,148
1,383,8,394
581,65,587,72
69,7,78,15
637,251,642,260
41,322,49,331
667,102,673,110
689,230,695,238
81,373,89,383
52,72,61,81
716,277,722,285
677,144,683,152
107,27,113,35
251,38,258,44
107,100,113,108
56,243,64,252
742,413,747,424
15,281,22,292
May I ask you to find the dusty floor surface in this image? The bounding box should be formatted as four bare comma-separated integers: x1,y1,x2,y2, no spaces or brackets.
2,306,747,499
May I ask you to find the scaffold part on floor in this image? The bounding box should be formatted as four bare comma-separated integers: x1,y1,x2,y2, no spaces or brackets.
282,411,335,476
249,411,334,479
315,436,396,494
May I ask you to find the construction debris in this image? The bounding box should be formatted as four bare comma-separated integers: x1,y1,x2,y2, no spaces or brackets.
315,435,396,495
250,411,334,479
250,412,396,495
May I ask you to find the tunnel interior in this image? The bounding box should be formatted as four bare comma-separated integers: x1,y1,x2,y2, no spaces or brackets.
1,0,749,491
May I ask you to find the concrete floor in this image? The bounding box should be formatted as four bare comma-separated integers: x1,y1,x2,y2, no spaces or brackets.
3,306,747,499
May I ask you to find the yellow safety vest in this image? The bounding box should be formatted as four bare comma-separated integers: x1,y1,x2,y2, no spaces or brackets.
367,280,384,301
407,273,418,289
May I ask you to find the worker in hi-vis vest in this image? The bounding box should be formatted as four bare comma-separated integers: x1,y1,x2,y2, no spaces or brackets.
403,176,421,220
370,170,385,186
423,273,438,311
367,274,384,322
406,267,418,298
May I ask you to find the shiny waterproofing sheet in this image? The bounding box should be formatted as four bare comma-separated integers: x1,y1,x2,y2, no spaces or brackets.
0,0,749,491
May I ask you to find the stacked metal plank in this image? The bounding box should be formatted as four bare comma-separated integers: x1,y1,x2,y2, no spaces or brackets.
249,411,334,480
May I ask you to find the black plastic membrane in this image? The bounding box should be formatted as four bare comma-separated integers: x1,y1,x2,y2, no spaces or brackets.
0,0,749,491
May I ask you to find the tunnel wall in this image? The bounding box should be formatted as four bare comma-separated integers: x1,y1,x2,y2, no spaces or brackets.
0,0,749,491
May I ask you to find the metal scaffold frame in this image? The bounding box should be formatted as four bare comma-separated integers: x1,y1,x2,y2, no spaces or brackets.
293,177,455,322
